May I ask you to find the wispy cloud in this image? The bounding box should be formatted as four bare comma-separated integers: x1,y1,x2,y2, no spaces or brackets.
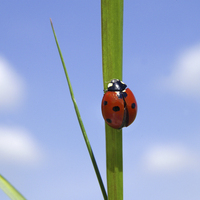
142,144,199,174
0,56,25,111
161,44,200,97
0,127,44,166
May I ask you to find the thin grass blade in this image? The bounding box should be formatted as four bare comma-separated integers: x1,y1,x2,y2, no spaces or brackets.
0,175,26,200
50,19,107,200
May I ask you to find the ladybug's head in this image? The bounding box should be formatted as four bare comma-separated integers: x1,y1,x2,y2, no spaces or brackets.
107,79,127,91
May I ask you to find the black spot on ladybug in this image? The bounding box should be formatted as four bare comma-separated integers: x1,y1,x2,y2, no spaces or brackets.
103,101,108,105
122,92,127,98
131,103,135,109
113,106,120,112
106,119,112,123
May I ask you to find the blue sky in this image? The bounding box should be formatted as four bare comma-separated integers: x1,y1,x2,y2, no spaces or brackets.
0,0,200,199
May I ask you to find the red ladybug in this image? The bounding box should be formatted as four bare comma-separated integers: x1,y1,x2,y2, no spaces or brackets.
101,79,137,129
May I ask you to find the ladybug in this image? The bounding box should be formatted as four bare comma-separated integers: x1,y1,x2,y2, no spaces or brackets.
101,79,137,129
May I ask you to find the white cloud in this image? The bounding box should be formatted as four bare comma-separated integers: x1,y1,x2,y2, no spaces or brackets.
162,44,200,97
142,144,199,174
0,56,25,110
0,127,44,166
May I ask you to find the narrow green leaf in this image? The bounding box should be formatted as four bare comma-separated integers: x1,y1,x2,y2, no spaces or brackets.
101,0,124,200
101,0,123,87
50,19,107,200
0,175,26,200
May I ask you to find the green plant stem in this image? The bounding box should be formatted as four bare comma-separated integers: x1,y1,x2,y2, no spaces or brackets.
0,175,26,200
50,19,107,200
101,0,124,200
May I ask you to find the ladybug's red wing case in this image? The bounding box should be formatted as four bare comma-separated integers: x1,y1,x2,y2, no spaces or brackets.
101,91,125,129
123,88,137,127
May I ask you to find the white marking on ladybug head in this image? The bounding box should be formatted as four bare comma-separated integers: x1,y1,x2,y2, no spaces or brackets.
108,83,113,88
